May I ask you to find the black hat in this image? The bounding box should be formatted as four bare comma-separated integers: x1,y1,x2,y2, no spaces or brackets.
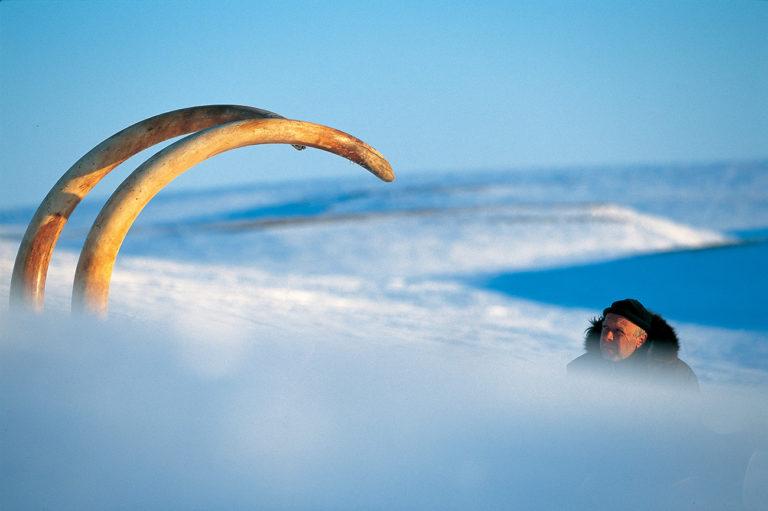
603,298,653,332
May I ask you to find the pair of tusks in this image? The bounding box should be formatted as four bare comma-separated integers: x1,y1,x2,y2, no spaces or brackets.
10,105,395,315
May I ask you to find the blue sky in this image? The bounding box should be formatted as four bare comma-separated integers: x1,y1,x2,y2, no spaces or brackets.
1,0,766,208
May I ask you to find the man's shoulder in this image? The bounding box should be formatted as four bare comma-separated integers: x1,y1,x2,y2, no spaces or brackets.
567,352,603,373
649,356,700,390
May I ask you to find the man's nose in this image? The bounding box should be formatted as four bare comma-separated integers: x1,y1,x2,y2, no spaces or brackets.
604,331,614,342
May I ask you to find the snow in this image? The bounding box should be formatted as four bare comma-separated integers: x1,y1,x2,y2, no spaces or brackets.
1,161,767,509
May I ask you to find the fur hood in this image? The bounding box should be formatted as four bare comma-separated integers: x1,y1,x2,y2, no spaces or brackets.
584,313,681,361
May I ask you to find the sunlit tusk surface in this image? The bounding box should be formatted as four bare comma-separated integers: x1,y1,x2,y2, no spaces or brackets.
72,118,395,315
10,105,288,311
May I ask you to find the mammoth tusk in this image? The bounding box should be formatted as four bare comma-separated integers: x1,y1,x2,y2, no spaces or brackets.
72,118,394,315
10,105,291,311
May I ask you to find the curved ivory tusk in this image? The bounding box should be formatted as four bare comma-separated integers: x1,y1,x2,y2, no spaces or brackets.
72,118,395,315
11,105,291,311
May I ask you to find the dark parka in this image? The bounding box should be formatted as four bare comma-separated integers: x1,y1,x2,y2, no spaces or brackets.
567,313,699,390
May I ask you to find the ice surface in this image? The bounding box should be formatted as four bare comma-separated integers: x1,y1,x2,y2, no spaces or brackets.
1,162,767,509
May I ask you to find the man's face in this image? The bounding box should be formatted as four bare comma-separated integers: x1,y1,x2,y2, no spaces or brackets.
600,313,648,361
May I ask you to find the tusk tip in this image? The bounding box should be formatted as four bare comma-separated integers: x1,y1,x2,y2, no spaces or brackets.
371,162,395,182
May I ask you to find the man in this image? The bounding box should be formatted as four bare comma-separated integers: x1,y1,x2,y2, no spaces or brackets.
568,298,698,390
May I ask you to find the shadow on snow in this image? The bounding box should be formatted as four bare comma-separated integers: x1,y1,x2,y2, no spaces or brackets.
477,240,768,333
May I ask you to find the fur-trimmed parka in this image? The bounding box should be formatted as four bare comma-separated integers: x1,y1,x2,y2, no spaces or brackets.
567,313,699,390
